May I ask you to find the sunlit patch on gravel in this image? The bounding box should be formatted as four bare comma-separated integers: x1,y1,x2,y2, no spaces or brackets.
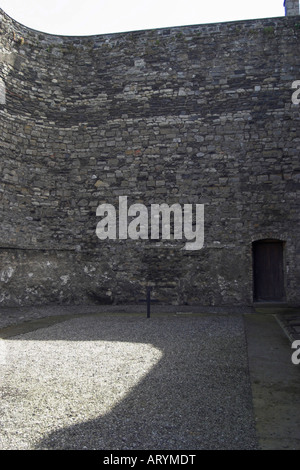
0,337,162,449
0,339,7,365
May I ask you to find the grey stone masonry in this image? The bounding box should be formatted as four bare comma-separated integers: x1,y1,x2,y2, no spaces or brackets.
0,9,300,308
284,0,300,16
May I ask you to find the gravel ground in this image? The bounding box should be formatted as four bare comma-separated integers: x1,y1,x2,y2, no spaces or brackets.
0,313,258,450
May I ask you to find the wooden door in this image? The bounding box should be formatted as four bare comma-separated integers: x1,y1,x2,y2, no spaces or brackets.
253,240,285,302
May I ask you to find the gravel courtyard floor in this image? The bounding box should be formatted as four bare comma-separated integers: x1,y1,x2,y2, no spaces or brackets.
0,312,259,450
1,307,300,451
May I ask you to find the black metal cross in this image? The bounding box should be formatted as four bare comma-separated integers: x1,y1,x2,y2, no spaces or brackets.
139,286,158,318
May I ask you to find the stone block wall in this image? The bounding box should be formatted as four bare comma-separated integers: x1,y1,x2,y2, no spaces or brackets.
0,9,299,307
285,0,300,16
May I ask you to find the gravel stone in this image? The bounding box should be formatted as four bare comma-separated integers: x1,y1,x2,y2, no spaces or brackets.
0,313,258,450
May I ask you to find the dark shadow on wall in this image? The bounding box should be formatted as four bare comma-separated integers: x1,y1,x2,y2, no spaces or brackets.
7,314,258,450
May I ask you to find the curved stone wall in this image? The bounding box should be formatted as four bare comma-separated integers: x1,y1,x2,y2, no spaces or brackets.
0,9,299,306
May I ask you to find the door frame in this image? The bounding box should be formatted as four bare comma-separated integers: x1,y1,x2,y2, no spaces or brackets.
252,238,286,303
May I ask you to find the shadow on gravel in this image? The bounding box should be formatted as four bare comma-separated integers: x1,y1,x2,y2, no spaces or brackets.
2,314,258,450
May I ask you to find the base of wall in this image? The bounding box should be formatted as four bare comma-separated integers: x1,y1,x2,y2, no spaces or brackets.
253,303,300,315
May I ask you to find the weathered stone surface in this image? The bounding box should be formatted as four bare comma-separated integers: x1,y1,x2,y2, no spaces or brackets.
0,9,299,307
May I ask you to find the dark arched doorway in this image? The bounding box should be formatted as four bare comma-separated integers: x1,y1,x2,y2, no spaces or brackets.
252,239,286,302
